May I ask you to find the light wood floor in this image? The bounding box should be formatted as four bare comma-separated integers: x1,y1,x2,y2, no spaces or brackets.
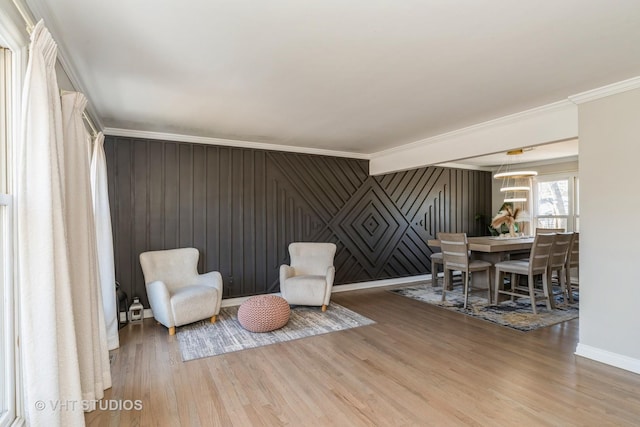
86,285,640,426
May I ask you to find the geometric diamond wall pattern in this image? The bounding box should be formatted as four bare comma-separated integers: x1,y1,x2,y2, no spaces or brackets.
105,136,491,305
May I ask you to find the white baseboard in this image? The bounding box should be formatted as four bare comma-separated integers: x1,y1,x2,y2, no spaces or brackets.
124,273,434,318
575,343,640,375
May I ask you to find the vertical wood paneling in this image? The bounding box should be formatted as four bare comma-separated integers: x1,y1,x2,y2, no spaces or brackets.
192,144,207,273
163,143,178,250
253,151,268,294
178,144,193,249
205,147,220,280
218,147,232,294
132,140,148,305
231,149,244,295
242,151,255,296
114,141,133,301
148,142,164,251
106,136,492,303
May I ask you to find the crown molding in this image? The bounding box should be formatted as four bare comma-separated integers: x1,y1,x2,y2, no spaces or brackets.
568,76,640,104
371,100,575,159
103,128,371,160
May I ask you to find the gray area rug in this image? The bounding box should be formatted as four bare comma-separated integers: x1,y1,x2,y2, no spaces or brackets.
177,303,375,361
389,283,578,332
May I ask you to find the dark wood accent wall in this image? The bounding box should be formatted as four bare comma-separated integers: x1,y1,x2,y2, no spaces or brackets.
105,136,491,306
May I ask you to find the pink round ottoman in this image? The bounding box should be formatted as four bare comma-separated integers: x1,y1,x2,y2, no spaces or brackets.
237,295,291,333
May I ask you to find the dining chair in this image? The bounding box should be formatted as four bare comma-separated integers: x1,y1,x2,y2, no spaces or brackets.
439,233,492,309
535,227,565,235
565,232,579,303
494,233,555,314
546,232,574,307
510,227,565,261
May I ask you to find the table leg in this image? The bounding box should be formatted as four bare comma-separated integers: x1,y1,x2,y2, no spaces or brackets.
471,252,510,303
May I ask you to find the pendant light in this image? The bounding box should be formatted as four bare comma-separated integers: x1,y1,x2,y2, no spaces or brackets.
493,149,536,203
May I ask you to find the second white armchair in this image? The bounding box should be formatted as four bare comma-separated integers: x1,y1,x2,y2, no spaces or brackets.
280,242,337,311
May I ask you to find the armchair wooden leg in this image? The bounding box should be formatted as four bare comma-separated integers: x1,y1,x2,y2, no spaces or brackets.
322,304,327,312
210,315,217,323
168,326,176,336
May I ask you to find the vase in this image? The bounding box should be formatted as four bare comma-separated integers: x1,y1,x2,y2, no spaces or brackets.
508,223,516,237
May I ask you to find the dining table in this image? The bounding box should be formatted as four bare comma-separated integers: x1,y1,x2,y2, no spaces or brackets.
428,235,535,301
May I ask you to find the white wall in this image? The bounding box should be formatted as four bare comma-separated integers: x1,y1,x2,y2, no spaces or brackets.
55,62,75,91
576,87,640,373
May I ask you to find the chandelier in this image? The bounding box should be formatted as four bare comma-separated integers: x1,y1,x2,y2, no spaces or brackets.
493,149,537,204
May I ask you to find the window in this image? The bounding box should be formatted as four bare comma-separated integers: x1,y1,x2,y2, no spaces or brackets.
533,173,579,232
0,45,15,427
0,6,27,423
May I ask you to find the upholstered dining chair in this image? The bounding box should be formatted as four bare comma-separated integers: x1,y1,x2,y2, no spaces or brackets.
431,252,463,290
494,233,555,314
546,232,574,307
438,233,492,309
280,242,337,311
535,227,565,235
139,248,223,335
565,232,580,303
509,227,566,261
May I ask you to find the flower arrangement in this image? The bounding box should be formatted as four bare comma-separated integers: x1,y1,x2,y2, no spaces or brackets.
491,203,524,237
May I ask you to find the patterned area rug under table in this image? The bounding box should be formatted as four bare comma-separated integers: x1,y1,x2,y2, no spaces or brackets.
177,302,375,361
389,284,578,332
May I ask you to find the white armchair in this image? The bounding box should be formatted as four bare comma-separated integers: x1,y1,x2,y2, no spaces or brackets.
139,248,223,335
279,242,337,311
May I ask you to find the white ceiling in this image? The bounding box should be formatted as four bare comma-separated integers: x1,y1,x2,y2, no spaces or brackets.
26,0,640,154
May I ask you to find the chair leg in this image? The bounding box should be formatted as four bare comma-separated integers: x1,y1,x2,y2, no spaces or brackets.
547,270,556,309
558,268,567,307
169,326,176,336
510,273,517,301
431,259,439,287
528,273,537,315
541,273,552,311
463,271,470,309
210,315,217,323
441,268,447,302
566,268,575,303
486,267,492,305
322,304,327,312
494,269,502,305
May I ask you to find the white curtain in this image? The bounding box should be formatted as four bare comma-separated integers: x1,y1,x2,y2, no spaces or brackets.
18,20,112,426
90,132,119,350
17,20,84,426
61,92,112,401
